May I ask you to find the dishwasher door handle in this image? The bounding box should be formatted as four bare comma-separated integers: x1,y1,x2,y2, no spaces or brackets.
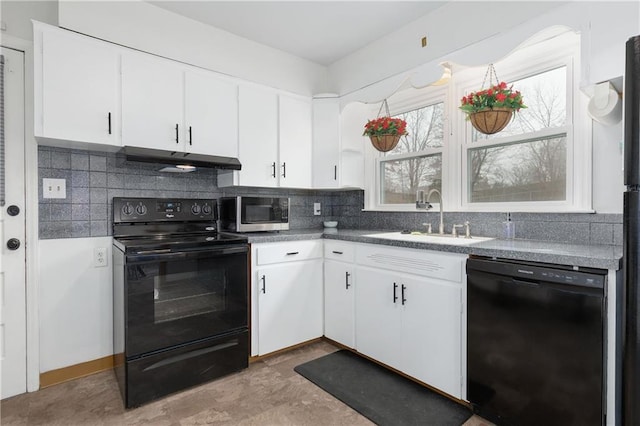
501,278,540,288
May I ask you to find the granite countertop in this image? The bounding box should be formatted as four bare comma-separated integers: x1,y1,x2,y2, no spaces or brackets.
244,228,623,270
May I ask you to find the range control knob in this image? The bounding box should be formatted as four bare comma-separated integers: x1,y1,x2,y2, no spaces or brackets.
136,204,147,215
202,205,212,215
122,204,133,215
191,204,202,215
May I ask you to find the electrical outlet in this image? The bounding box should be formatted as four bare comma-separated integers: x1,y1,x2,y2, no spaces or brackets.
43,178,67,199
94,248,108,268
313,202,321,216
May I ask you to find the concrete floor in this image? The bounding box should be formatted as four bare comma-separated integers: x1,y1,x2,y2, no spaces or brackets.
1,341,493,425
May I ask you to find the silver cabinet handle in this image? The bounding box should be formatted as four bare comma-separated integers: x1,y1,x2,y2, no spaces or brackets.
261,275,266,294
345,271,351,289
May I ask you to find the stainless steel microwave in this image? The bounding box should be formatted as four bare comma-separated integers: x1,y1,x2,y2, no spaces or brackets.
219,196,289,232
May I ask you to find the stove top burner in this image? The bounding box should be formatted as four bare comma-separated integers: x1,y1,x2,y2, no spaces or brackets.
112,197,247,254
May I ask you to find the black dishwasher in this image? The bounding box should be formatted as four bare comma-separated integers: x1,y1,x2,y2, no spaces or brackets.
467,257,606,426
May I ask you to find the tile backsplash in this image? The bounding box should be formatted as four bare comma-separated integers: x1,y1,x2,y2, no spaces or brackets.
38,146,338,239
38,146,623,245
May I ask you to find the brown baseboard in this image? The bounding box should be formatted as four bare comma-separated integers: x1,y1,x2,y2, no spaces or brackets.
249,337,324,363
40,355,114,389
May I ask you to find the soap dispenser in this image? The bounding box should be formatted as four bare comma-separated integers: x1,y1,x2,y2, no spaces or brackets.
503,212,515,239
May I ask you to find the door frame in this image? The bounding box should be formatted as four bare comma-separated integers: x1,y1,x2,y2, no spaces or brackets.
2,33,40,393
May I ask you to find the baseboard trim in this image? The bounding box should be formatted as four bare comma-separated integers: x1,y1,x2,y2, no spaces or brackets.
249,337,324,363
40,355,114,389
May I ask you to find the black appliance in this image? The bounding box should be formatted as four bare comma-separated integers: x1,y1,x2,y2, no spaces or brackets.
112,197,249,408
219,196,289,232
119,146,242,170
624,34,640,426
467,257,606,425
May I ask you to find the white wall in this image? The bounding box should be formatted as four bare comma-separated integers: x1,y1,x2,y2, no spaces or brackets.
38,238,113,372
332,1,639,214
1,0,58,41
56,0,328,97
328,1,565,97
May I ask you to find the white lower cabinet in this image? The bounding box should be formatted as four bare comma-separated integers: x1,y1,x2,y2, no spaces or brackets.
251,241,323,356
324,261,355,347
323,241,356,348
353,243,465,399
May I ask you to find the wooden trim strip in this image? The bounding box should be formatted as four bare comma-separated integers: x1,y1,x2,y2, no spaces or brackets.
39,355,114,389
249,337,324,363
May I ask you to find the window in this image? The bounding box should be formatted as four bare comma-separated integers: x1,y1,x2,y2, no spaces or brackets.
366,30,588,213
466,66,570,204
377,90,446,208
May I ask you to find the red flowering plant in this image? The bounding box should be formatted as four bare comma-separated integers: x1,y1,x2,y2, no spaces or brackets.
459,81,526,115
362,116,408,137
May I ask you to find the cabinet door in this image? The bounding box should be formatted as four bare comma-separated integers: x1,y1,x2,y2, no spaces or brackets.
121,53,183,150
256,260,323,355
401,277,462,398
312,97,340,188
324,260,355,348
238,85,278,187
339,102,367,188
184,70,238,158
279,95,312,188
39,27,119,146
355,266,402,369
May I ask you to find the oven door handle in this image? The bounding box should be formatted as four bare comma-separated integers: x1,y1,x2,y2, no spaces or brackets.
128,245,248,262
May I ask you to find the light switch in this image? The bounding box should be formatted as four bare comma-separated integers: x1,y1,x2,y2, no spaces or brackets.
314,203,321,216
43,178,67,199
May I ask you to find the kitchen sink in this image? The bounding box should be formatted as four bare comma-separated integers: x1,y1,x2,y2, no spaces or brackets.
364,231,494,245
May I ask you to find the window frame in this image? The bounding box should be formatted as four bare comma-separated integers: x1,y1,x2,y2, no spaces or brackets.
455,33,589,212
364,30,591,213
371,86,449,212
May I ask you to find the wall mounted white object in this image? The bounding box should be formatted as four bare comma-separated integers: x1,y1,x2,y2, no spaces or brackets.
587,81,622,126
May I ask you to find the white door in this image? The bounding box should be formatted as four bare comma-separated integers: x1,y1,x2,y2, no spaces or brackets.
1,47,27,399
184,70,238,158
400,276,462,397
354,266,402,369
324,260,355,348
279,95,312,188
39,26,119,146
312,97,340,188
238,85,278,187
121,52,183,150
257,260,323,355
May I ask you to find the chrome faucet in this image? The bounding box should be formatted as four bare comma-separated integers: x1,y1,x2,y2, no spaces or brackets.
416,189,444,235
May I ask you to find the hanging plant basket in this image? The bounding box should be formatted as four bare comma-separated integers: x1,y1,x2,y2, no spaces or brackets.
469,107,514,135
369,134,401,152
460,64,526,136
363,99,408,153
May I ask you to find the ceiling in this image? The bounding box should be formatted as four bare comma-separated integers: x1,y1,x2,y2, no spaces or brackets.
147,1,446,66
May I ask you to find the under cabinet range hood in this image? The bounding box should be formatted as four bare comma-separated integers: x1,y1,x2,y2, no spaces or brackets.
119,146,242,170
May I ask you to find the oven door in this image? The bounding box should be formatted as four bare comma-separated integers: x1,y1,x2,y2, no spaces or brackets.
123,244,248,358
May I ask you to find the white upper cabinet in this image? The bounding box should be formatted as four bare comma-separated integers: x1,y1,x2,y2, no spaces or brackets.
121,52,239,157
312,97,341,188
34,22,120,148
312,98,365,189
184,70,238,158
278,95,312,188
121,52,184,150
219,87,312,188
236,85,279,187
